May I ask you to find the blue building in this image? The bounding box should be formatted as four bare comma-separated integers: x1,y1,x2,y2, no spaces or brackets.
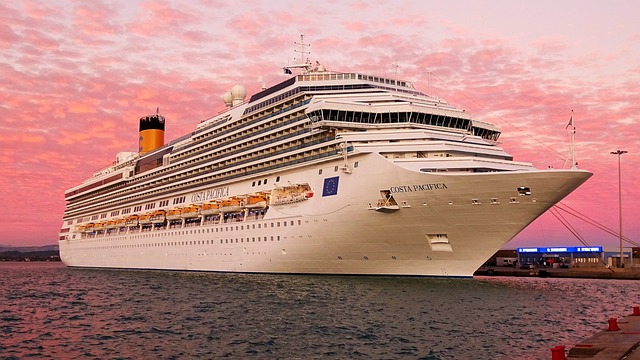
516,246,635,268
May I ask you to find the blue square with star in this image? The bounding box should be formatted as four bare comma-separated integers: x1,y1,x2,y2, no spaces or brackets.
322,176,339,197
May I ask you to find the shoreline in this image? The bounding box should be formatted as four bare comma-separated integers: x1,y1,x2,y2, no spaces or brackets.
474,266,640,280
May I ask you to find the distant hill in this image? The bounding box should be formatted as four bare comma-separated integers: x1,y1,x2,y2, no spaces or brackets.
0,244,60,261
0,244,59,252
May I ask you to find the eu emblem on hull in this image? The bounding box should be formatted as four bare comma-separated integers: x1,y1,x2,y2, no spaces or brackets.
322,176,339,197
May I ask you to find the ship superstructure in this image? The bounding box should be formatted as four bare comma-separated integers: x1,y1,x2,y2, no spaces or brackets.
58,56,591,277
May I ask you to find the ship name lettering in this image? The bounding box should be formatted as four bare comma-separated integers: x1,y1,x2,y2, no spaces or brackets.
412,183,448,191
191,186,229,202
389,183,447,193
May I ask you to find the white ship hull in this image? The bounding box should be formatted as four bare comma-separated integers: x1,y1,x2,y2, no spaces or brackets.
59,153,590,277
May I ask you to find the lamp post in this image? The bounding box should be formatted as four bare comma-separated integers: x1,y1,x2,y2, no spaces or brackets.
611,150,627,267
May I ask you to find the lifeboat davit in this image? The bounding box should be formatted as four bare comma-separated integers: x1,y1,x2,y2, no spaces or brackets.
201,201,221,215
220,198,244,213
150,210,166,224
180,205,201,219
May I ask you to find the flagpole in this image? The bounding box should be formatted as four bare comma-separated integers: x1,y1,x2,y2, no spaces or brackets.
569,110,576,169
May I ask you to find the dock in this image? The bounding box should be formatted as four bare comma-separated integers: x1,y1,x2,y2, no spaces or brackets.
474,266,640,280
556,307,640,359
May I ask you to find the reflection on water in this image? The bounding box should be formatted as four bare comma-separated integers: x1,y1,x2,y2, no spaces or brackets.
1,262,637,359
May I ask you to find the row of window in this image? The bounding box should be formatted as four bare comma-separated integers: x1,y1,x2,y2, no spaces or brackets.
66,107,318,219
308,109,473,133
65,97,311,214
69,134,337,223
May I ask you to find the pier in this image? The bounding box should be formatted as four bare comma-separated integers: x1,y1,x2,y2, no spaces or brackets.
474,265,640,280
553,307,640,359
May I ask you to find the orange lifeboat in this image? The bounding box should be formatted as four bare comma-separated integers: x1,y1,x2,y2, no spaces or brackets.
220,198,244,213
244,194,268,209
166,208,182,221
105,220,118,229
115,218,126,227
138,213,152,224
124,215,139,226
93,222,105,231
76,225,86,232
201,201,221,215
84,223,95,232
180,205,201,219
150,210,166,224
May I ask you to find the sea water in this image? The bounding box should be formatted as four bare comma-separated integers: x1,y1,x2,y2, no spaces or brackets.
1,262,638,359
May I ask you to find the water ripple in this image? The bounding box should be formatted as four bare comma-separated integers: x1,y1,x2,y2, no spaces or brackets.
2,263,640,359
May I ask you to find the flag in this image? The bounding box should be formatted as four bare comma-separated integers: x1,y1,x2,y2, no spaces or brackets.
565,111,573,129
322,176,339,197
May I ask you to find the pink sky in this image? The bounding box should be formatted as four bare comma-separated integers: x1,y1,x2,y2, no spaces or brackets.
1,0,638,249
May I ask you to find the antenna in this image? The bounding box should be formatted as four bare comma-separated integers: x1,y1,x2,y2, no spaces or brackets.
294,34,311,65
284,34,315,74
393,59,398,92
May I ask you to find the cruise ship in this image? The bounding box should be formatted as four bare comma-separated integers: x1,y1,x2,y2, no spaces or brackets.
58,57,592,277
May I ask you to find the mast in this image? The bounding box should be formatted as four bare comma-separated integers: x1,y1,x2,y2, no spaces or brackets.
570,110,576,169
284,34,313,74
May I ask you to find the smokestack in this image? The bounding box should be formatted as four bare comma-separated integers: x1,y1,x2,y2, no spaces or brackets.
139,108,165,153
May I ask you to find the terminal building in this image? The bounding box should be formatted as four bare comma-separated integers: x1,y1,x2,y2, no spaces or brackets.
489,246,637,268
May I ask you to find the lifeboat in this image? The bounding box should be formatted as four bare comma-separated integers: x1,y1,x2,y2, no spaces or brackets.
138,213,152,225
150,210,166,224
180,205,201,219
166,208,182,221
220,198,244,213
93,222,105,231
105,220,118,229
201,201,221,215
83,223,95,232
270,183,313,205
124,215,139,227
115,218,126,227
76,225,86,232
244,194,268,209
